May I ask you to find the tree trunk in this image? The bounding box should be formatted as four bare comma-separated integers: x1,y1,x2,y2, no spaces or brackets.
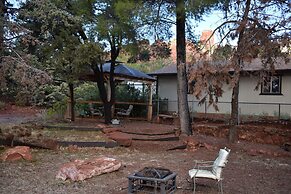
92,62,113,124
103,102,112,123
95,78,112,124
68,83,75,122
108,60,116,120
229,0,251,143
0,0,5,62
176,0,192,135
229,75,239,142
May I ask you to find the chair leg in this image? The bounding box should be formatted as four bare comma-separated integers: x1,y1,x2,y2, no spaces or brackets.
218,180,223,194
193,178,196,194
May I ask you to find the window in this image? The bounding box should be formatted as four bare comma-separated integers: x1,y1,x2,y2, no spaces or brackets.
261,75,282,95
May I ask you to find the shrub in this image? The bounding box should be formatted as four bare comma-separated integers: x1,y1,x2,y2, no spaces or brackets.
46,98,68,120
75,83,100,101
0,101,5,110
32,83,68,107
15,91,31,106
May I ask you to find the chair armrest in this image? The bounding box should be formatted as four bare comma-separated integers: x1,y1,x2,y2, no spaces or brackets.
190,164,214,177
116,108,125,113
193,160,213,168
194,160,213,164
197,165,213,169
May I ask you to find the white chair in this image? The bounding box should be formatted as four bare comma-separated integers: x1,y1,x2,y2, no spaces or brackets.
89,103,103,117
188,147,230,194
117,105,133,117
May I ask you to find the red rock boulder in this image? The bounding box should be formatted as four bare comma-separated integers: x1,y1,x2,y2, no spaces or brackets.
1,146,32,161
106,132,132,147
102,127,121,134
56,157,122,181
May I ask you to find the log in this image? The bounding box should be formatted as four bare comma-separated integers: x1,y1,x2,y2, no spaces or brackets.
0,137,59,150
132,136,179,141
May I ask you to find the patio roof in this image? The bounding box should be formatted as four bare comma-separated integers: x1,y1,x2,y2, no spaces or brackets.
102,63,156,81
81,62,156,82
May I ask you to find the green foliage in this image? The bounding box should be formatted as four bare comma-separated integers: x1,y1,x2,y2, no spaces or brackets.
0,78,20,102
46,98,68,120
127,58,173,73
74,42,105,70
75,83,100,101
212,44,233,60
273,111,291,120
15,91,31,106
32,83,68,107
116,84,144,102
115,83,148,117
151,40,171,59
280,113,291,120
125,39,171,63
74,83,100,117
95,0,140,47
0,101,5,110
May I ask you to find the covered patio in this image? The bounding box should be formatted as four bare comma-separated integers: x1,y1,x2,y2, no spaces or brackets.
66,62,156,121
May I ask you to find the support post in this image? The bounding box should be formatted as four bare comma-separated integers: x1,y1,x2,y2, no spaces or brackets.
147,83,153,121
65,101,71,119
69,83,75,121
278,104,281,120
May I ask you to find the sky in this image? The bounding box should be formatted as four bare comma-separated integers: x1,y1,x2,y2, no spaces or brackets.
169,10,225,45
11,0,225,45
194,11,225,40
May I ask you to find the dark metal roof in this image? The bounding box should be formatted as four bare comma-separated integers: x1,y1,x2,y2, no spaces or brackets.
101,63,156,81
148,64,177,75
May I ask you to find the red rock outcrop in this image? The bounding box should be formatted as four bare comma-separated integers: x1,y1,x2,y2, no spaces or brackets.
1,146,32,161
106,132,132,147
56,157,122,181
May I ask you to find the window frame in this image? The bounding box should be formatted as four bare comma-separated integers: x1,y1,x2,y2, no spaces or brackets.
260,75,282,95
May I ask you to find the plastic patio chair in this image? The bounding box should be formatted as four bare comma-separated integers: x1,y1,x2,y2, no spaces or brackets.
188,147,231,194
89,103,103,117
116,105,133,117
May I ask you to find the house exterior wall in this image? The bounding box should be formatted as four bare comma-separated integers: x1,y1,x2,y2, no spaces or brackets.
157,72,291,118
158,75,178,112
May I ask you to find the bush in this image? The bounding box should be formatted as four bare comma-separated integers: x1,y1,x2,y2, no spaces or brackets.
0,101,5,110
75,83,100,101
32,83,68,107
15,91,31,106
115,83,148,117
46,98,68,120
74,83,100,116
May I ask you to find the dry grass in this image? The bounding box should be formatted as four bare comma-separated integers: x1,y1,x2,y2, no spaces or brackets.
32,128,110,142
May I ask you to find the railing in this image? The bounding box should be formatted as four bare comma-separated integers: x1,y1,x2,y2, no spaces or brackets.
152,100,291,121
71,100,150,118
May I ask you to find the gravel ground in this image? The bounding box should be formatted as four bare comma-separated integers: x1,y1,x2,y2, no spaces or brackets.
1,145,291,194
1,106,291,194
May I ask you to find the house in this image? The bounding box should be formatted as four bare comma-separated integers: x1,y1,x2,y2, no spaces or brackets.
149,58,291,120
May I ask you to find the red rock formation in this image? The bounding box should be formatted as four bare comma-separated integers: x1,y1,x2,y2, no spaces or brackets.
106,132,132,147
200,30,215,54
1,146,32,161
56,157,122,181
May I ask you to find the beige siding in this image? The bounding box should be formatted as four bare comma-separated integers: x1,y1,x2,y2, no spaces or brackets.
158,72,291,118
158,75,178,112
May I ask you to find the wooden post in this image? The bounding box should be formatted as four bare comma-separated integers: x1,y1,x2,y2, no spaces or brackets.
65,101,71,119
147,83,153,121
69,83,75,121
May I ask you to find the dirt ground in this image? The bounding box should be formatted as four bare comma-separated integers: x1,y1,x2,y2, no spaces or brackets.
0,106,291,194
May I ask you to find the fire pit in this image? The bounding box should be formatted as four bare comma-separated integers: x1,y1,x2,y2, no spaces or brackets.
128,167,177,194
